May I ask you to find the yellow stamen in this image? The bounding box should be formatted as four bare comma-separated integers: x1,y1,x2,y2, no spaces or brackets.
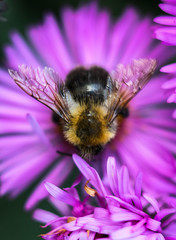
67,217,77,223
40,217,77,237
40,228,67,237
84,180,97,197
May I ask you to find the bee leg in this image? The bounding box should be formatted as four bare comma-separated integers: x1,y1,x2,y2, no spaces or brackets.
56,150,72,157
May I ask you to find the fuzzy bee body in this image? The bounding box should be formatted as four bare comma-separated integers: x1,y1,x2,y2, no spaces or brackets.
58,66,118,158
9,59,157,159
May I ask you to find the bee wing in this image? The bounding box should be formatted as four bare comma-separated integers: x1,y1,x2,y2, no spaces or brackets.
8,65,70,123
107,58,157,123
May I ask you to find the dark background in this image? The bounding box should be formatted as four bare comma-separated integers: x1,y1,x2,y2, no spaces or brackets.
0,0,161,239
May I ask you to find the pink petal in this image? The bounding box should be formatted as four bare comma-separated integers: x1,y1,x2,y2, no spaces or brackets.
154,16,176,25
111,225,145,240
33,209,59,224
106,8,139,68
118,166,131,204
159,3,176,16
135,172,143,199
167,93,176,102
25,157,73,210
143,193,160,213
162,78,176,89
156,208,176,221
173,109,176,118
120,18,152,64
111,211,142,222
107,157,118,196
155,28,176,45
45,182,81,206
106,195,147,217
160,63,176,72
146,218,161,232
28,14,73,78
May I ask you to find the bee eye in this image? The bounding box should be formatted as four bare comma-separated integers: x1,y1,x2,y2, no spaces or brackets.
119,107,129,118
52,112,59,123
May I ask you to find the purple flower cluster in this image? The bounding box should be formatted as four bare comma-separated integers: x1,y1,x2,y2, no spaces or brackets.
34,155,176,239
154,0,176,117
1,4,176,212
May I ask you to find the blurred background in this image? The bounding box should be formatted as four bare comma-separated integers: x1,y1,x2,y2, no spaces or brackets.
0,0,160,239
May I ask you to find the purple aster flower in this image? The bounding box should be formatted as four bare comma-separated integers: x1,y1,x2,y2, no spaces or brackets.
33,154,176,239
154,0,176,118
1,3,176,210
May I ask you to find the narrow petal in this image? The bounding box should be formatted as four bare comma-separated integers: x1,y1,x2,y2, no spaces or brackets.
143,193,160,213
159,3,176,16
162,78,176,89
154,16,176,26
111,225,145,240
25,157,73,210
155,28,176,45
161,63,176,72
33,209,59,224
106,195,147,217
45,182,81,207
135,172,143,199
73,154,107,197
107,157,118,196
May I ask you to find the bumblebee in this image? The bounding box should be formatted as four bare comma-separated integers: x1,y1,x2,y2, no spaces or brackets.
9,58,156,159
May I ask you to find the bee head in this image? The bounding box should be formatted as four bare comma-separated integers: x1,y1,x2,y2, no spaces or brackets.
76,109,102,143
77,144,103,160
